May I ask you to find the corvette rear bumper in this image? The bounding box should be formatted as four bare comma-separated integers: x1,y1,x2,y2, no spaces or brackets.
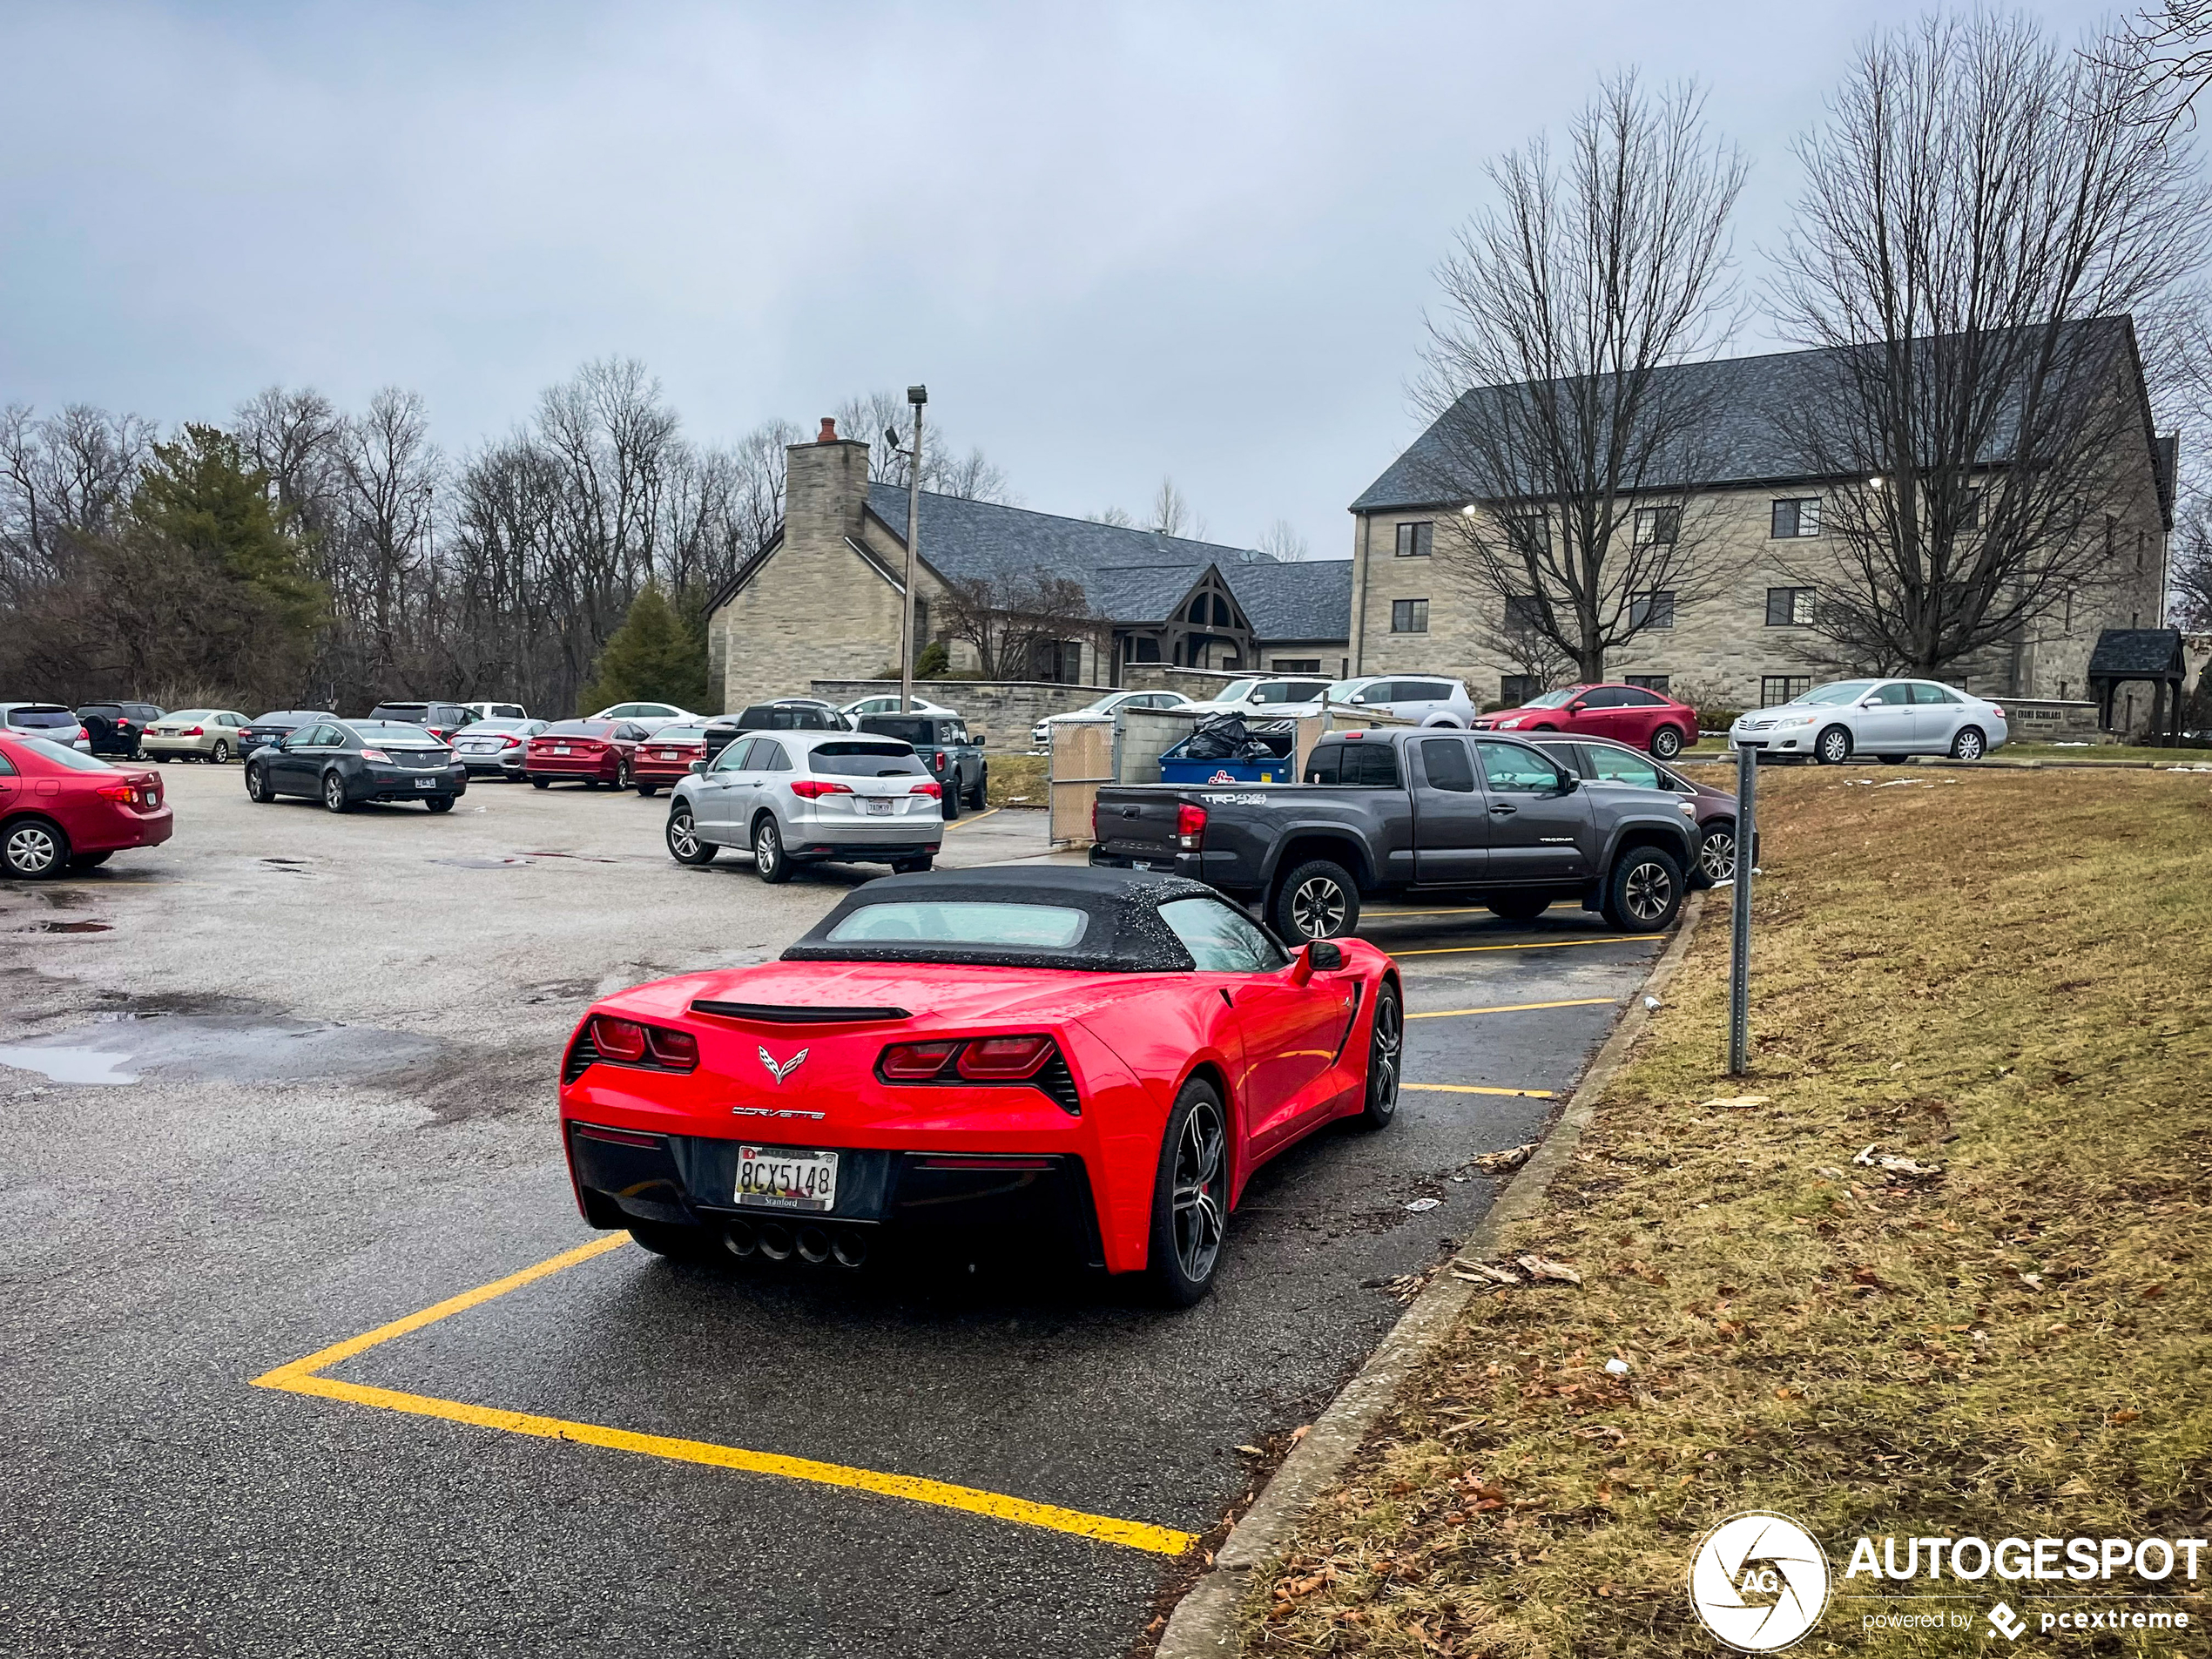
566,1123,1106,1267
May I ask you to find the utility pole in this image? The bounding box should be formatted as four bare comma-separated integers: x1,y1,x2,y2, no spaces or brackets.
900,385,927,714
1726,742,1758,1076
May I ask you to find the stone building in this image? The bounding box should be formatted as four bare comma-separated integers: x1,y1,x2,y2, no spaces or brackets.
704,421,1352,711
1345,322,2176,713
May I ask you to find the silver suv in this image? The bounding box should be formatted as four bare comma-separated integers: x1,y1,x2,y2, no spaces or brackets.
1324,675,1476,726
664,731,945,882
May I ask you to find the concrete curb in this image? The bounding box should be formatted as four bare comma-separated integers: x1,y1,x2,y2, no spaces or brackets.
1154,891,1712,1658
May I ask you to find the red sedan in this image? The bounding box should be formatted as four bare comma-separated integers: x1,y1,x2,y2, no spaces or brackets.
629,720,711,797
559,867,1401,1305
1474,682,1700,759
524,719,648,790
0,734,172,879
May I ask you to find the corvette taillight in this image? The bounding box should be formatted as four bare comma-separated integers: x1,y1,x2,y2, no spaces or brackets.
1177,802,1207,849
956,1035,1055,1080
880,1040,960,1078
587,1015,697,1073
790,779,854,799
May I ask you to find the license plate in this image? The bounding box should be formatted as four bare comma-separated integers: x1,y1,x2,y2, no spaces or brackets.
656,750,676,759
415,777,435,789
554,745,571,754
735,1145,839,1211
865,798,894,815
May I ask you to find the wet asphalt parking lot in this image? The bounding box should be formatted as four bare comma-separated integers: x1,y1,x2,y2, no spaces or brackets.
0,762,1666,1658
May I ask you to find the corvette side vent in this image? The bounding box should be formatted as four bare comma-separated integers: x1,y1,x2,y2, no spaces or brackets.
1035,1051,1082,1116
561,1025,600,1084
689,1000,912,1024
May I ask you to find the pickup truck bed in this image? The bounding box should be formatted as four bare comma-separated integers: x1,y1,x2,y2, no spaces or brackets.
1091,726,1698,941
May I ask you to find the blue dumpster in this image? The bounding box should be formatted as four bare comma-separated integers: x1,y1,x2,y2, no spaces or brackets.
1160,753,1293,785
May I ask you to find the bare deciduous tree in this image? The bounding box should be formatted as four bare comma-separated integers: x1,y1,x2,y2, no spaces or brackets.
936,569,1096,679
1772,13,2209,675
1256,519,1309,562
833,389,1015,502
1416,73,1747,682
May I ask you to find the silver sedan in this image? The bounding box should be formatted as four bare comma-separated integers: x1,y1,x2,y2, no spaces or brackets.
663,730,945,880
1730,678,2011,764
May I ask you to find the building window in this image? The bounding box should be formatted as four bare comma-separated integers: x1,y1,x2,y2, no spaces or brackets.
1503,594,1543,631
1766,586,1817,626
1959,488,1981,531
1624,674,1671,693
1394,521,1433,558
1501,674,1541,705
1761,675,1812,706
1633,506,1680,546
2137,529,2147,572
1630,589,1676,629
1390,598,1429,633
2106,514,2117,561
1134,636,1160,663
1505,513,1548,555
1272,658,1322,672
1770,498,1822,538
1188,595,1208,623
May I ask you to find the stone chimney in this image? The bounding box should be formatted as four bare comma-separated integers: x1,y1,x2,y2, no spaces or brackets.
785,419,875,554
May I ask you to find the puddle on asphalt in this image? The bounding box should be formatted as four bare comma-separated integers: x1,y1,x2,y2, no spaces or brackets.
0,1014,440,1086
260,858,308,866
20,921,112,934
432,856,533,869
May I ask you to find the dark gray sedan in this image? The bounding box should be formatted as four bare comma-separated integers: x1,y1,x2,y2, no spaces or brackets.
243,719,468,813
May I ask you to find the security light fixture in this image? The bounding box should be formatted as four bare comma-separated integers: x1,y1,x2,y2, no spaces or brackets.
907,385,927,406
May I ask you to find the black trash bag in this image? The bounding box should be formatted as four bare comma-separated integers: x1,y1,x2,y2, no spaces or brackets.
1181,715,1251,760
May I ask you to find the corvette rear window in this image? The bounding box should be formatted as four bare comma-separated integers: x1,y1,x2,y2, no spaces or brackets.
826,902,1088,948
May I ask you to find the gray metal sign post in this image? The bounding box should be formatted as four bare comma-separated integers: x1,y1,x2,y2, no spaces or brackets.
1727,743,1757,1075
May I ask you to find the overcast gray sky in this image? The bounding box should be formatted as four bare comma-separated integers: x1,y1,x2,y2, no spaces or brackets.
0,0,2117,556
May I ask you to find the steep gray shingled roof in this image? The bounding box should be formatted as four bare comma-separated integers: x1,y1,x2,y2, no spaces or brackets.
1351,318,2153,514
1221,559,1355,640
866,483,1257,587
860,482,1351,642
2086,627,2184,678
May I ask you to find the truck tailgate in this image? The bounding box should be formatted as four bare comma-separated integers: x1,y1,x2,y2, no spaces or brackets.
1093,787,1186,866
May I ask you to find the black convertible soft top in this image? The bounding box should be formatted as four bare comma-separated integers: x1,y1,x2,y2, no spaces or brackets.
781,867,1222,973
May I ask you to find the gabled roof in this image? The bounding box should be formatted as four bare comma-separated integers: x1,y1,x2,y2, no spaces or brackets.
865,482,1258,588
2087,627,2185,679
1220,559,1355,641
1352,316,2160,515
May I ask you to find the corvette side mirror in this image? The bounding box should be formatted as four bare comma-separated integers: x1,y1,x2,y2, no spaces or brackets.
1306,941,1345,970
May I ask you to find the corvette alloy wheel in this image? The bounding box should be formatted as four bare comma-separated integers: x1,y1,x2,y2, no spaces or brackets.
1697,826,1737,883
1361,983,1401,1128
1171,1097,1226,1285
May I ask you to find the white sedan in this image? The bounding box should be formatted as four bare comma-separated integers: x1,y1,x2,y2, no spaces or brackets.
1031,690,1194,748
1730,678,2009,764
841,692,961,721
586,700,697,735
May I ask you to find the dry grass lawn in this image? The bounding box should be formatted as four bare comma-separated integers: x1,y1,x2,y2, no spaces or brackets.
1244,769,2212,1656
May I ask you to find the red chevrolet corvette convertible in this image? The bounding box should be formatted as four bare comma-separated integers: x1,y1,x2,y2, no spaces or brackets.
559,867,1402,1303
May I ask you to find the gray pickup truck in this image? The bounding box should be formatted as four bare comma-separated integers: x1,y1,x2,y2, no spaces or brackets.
1089,726,1701,941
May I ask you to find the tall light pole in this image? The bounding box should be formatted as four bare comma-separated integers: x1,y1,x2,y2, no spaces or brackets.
900,385,927,714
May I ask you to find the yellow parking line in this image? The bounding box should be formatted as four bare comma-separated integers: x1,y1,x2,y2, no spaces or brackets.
1401,1082,1557,1098
1407,997,1617,1020
947,806,1002,830
253,1234,1197,1557
1360,907,1497,920
1390,934,1664,957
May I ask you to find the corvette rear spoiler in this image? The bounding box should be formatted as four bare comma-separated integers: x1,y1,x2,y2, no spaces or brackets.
687,1000,912,1024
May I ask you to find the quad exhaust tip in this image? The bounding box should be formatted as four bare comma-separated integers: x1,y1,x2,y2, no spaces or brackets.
721,1220,868,1269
